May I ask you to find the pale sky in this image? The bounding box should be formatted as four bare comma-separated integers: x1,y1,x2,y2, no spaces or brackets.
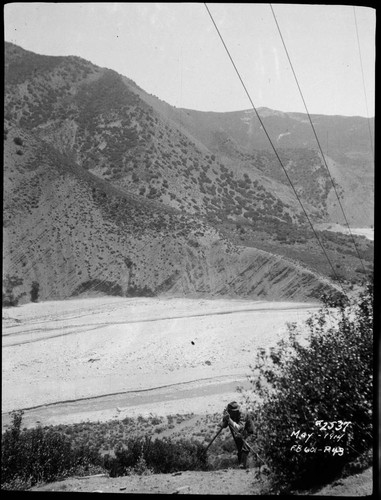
4,3,376,117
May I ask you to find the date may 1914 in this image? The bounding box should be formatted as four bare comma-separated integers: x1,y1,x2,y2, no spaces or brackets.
290,420,352,456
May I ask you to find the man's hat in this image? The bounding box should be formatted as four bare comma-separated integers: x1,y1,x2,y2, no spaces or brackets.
227,401,240,412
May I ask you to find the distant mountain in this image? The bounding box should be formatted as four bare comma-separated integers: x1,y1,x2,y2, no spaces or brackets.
140,99,374,228
3,43,373,303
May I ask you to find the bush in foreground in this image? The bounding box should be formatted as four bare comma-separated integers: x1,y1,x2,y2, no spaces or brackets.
107,436,208,476
1,412,210,489
244,276,373,493
1,411,105,490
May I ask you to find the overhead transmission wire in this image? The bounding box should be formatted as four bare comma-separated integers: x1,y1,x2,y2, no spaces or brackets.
203,3,347,296
269,3,368,275
353,6,374,160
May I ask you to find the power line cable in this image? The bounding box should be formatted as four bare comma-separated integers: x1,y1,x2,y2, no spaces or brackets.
353,6,374,159
269,3,368,275
204,3,347,296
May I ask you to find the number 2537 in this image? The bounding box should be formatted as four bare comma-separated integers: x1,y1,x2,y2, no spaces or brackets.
315,420,351,432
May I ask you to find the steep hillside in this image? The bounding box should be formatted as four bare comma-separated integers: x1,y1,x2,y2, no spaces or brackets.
3,43,374,302
4,43,308,228
140,97,374,228
4,126,339,303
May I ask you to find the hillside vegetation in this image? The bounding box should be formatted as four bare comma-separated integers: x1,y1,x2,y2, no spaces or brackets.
3,42,374,303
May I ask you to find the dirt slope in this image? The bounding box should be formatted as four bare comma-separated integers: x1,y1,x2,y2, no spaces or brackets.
30,466,373,495
31,469,259,495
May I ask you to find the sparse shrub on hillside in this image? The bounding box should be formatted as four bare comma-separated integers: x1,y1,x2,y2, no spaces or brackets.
150,417,161,426
72,280,123,297
2,275,26,307
30,281,40,303
147,187,158,198
243,276,373,493
13,136,23,146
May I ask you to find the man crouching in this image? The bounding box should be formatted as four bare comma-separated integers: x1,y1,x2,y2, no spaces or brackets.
221,401,253,469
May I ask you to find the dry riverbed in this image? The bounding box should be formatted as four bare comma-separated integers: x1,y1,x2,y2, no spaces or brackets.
2,296,320,428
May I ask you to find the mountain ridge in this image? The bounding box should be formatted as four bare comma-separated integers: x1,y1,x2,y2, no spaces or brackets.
3,42,373,304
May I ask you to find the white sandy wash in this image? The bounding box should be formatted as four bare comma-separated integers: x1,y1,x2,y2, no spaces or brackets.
2,297,321,424
315,223,374,241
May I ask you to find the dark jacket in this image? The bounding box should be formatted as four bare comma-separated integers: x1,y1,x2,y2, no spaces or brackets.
221,407,254,436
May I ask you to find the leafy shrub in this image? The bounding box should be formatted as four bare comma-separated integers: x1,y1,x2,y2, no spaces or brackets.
2,275,26,307
13,137,23,146
244,276,373,493
30,281,40,302
108,436,207,476
150,417,162,426
1,411,104,489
